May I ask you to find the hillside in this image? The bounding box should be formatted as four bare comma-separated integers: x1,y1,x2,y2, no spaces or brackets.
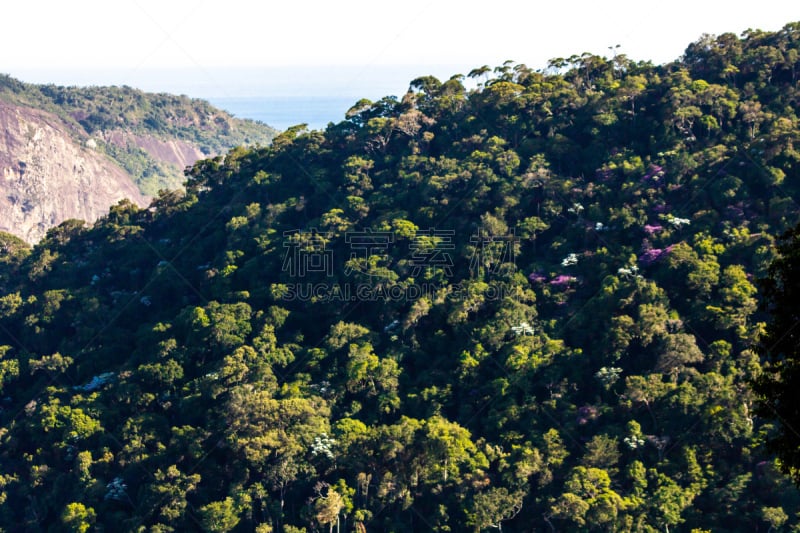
0,99,150,243
0,76,277,242
0,23,799,531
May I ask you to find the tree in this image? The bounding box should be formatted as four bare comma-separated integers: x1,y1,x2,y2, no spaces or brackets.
200,497,241,532
762,506,789,532
142,465,201,526
581,434,621,471
225,385,330,517
5,29,800,530
419,415,487,485
706,264,758,334
468,487,523,532
753,223,800,483
562,467,626,526
61,502,96,533
656,333,704,377
313,483,345,533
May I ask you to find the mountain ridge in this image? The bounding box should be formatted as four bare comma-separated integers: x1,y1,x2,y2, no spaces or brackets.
0,75,277,242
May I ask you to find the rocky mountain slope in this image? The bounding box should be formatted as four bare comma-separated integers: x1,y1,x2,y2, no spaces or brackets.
0,100,148,243
0,75,276,242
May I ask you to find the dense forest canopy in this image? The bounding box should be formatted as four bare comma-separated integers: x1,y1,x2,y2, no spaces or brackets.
1,23,800,531
754,224,800,486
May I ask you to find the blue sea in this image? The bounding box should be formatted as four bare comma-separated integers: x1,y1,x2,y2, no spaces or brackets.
207,96,361,132
9,65,474,132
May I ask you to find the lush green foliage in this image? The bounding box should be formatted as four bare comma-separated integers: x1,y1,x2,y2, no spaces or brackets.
0,75,277,195
754,224,800,484
1,23,800,531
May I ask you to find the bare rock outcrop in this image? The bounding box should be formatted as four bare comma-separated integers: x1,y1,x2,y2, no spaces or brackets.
0,100,149,243
102,130,207,170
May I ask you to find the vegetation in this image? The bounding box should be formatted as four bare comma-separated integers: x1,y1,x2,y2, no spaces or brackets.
0,22,800,531
754,224,800,485
0,75,277,195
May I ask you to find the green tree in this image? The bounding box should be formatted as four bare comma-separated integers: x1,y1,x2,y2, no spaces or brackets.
467,487,524,532
762,506,789,532
142,465,201,526
200,497,241,532
61,502,96,533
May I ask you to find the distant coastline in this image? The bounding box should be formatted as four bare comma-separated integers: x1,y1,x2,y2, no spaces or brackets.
5,65,476,132
207,95,359,132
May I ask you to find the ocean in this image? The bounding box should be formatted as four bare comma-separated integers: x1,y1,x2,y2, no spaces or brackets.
8,65,474,132
207,95,361,132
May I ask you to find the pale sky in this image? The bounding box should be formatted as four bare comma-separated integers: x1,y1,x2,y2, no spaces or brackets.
2,1,798,97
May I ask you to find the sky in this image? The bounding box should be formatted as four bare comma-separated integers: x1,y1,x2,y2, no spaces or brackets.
2,0,798,100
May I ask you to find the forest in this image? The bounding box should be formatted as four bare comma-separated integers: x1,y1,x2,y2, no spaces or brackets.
0,23,800,531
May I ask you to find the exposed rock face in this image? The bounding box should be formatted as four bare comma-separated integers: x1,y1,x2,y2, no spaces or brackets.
0,100,148,243
102,130,206,170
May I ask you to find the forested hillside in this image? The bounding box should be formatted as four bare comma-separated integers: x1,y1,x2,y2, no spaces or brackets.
0,23,799,532
0,75,277,196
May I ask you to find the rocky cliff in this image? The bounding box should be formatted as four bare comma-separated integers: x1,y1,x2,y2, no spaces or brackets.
0,100,148,243
0,75,276,243
102,130,206,170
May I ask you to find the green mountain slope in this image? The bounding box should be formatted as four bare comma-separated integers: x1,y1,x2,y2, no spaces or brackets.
0,23,800,531
0,75,277,196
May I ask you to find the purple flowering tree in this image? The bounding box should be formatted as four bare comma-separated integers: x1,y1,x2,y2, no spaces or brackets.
550,275,577,286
